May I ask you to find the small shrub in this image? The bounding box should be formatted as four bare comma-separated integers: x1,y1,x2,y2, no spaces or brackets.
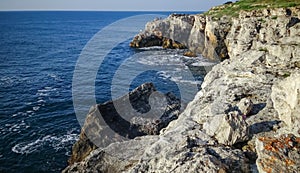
259,47,269,52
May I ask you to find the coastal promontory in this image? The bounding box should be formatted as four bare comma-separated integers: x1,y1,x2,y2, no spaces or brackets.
64,1,300,172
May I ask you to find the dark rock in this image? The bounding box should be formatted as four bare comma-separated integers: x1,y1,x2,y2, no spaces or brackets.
286,9,292,16
68,83,181,164
130,34,163,48
286,17,300,28
224,1,233,5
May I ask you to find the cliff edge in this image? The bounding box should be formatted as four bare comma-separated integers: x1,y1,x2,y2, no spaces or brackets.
64,2,300,172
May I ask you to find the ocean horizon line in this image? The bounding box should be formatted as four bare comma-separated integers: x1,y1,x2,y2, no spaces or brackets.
0,9,204,13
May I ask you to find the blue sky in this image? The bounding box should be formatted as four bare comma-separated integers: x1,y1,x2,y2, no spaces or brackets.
0,0,231,11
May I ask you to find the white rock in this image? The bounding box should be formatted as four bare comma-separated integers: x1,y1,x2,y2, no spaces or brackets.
203,114,249,145
271,72,300,135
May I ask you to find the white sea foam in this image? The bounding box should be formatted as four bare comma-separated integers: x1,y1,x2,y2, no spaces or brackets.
137,54,184,66
44,86,52,90
37,92,48,96
12,134,79,154
32,106,40,111
11,113,18,117
7,120,29,133
191,61,216,67
138,46,163,50
48,74,62,81
170,77,202,85
37,99,45,103
25,102,32,105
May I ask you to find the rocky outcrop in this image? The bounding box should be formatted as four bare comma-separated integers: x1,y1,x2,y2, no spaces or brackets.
64,136,159,173
271,72,300,135
65,6,300,173
256,134,300,173
130,13,231,61
68,83,181,164
203,113,249,145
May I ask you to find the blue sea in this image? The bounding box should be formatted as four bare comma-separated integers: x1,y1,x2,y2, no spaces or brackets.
0,11,212,172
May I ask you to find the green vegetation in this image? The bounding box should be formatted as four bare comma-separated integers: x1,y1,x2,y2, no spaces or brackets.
205,0,300,18
258,47,269,52
282,72,291,78
258,18,266,23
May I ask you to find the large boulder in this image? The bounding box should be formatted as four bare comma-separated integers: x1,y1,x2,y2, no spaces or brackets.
203,113,249,145
68,83,181,164
271,72,300,135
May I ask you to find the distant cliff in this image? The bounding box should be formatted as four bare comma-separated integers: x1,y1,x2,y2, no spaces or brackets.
64,3,300,173
130,6,300,62
130,13,231,61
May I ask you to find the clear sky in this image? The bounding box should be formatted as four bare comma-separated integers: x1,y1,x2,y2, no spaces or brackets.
0,0,232,11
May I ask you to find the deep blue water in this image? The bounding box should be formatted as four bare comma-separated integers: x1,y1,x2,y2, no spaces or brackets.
0,11,209,172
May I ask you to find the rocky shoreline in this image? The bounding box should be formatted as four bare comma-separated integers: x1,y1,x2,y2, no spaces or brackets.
64,5,300,173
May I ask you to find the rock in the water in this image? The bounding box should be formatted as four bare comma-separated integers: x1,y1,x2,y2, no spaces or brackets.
203,114,249,145
183,51,197,57
129,34,163,48
256,134,300,173
271,72,300,135
68,82,181,164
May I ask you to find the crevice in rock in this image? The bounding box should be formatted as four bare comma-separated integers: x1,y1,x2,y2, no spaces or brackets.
233,141,257,164
286,17,300,29
249,120,281,135
249,103,267,116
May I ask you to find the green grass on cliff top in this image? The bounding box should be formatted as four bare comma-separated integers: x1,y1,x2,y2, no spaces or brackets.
205,0,300,18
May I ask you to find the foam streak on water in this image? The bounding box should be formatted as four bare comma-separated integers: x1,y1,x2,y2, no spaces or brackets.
12,134,79,155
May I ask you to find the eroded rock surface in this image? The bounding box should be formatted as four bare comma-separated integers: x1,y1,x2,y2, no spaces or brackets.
65,7,300,173
203,114,249,145
256,134,300,173
68,83,181,164
130,13,231,61
271,72,300,135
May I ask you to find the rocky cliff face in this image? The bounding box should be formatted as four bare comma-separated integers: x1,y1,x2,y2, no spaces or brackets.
130,13,231,61
64,7,300,173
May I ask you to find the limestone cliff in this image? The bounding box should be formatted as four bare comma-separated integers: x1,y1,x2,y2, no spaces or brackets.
130,13,231,61
64,5,300,173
